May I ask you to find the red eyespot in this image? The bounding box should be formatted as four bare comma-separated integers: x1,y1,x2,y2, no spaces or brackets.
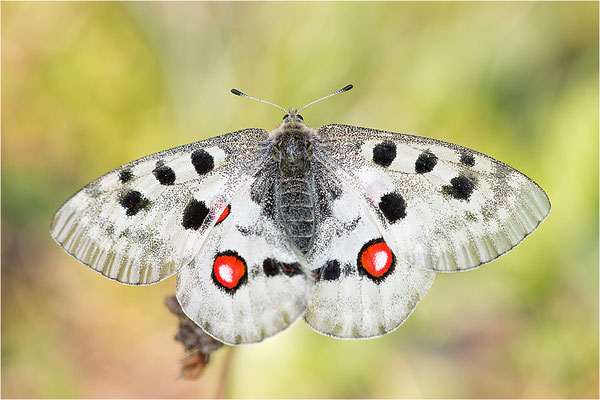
216,204,230,224
359,239,394,279
213,252,246,290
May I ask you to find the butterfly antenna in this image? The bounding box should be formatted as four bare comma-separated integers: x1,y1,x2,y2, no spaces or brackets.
230,89,287,113
297,84,353,113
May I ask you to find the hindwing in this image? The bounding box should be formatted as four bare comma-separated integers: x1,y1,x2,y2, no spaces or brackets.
176,169,311,345
305,164,435,338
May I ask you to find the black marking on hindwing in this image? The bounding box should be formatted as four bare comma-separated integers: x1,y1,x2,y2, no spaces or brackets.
263,258,280,277
321,260,341,281
262,258,303,277
313,261,353,281
182,199,210,230
119,190,150,216
281,262,303,277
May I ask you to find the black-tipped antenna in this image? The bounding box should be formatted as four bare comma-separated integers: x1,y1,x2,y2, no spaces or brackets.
297,84,353,113
230,88,287,113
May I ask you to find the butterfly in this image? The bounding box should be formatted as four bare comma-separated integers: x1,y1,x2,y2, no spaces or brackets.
50,84,551,345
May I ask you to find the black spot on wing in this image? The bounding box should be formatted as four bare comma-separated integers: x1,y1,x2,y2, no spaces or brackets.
119,169,133,183
378,192,407,223
372,141,397,167
262,258,303,277
119,190,150,216
415,151,438,173
460,153,476,167
443,175,475,200
182,199,209,230
152,164,176,185
281,262,303,277
313,261,352,281
321,260,341,281
263,258,279,277
191,149,214,175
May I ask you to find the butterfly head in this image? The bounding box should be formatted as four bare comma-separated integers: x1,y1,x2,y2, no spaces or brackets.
282,108,305,126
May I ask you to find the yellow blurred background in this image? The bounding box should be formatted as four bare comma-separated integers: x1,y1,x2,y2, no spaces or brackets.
2,2,598,398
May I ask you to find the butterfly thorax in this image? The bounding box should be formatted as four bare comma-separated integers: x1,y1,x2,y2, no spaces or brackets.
273,122,315,254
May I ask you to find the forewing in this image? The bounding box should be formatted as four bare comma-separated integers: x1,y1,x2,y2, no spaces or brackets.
50,128,269,284
176,165,311,345
304,167,435,339
315,124,550,272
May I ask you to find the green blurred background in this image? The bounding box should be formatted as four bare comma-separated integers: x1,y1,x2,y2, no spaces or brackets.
2,2,598,398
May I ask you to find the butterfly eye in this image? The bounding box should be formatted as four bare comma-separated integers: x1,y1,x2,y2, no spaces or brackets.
283,114,289,120
297,114,303,121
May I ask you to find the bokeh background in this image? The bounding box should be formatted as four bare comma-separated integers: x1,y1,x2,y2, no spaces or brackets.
2,2,598,398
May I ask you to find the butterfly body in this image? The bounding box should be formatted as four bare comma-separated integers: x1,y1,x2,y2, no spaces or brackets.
51,93,550,345
271,114,317,254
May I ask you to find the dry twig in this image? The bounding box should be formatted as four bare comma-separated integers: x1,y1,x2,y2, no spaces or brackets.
165,295,226,380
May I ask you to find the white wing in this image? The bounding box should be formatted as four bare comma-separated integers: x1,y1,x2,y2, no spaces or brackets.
50,128,269,284
304,167,435,338
314,124,551,272
176,168,311,345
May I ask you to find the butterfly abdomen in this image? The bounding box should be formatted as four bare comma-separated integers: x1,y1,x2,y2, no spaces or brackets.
277,176,315,254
